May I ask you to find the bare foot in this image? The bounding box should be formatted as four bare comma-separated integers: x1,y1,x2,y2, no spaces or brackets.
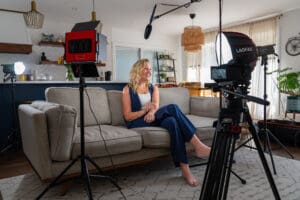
190,135,211,158
181,164,199,187
195,146,211,159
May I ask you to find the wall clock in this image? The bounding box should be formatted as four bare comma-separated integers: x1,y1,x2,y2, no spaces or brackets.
285,33,300,56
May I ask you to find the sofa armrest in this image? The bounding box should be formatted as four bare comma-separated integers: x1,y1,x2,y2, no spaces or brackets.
30,101,77,162
18,104,52,179
190,96,220,118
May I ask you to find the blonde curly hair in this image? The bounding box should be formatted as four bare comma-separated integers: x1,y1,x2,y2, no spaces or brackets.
128,58,150,93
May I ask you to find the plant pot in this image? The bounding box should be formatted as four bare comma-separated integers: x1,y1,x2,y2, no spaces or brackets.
287,96,300,112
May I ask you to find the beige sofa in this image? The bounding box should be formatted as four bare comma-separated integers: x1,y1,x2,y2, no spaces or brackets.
18,87,220,181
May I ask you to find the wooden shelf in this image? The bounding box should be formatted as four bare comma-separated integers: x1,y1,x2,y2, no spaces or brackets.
158,58,175,61
96,62,106,67
0,42,32,54
38,41,64,47
40,60,62,65
159,70,175,72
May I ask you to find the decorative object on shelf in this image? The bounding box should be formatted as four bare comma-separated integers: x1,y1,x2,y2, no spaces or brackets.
285,32,300,56
23,1,44,29
64,63,75,81
160,73,167,83
105,71,112,81
41,33,55,42
181,13,204,52
41,52,47,61
55,35,64,43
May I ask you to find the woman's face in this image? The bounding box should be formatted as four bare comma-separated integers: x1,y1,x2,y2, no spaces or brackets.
139,62,152,82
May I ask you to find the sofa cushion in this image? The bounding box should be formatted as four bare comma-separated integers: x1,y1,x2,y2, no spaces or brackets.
133,127,170,148
190,96,220,118
186,114,216,141
31,101,77,161
134,114,215,149
107,90,125,126
71,125,142,159
159,87,190,114
45,87,111,126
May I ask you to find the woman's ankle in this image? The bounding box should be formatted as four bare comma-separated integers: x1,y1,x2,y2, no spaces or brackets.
180,163,199,186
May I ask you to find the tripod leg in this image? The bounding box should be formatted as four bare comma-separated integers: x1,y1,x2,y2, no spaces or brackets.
200,123,234,200
245,110,281,200
230,169,246,184
37,157,79,199
235,136,253,151
86,156,121,190
266,129,294,159
263,129,277,175
82,158,93,200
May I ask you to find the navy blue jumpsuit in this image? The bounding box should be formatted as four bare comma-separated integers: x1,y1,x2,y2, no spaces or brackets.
125,84,196,166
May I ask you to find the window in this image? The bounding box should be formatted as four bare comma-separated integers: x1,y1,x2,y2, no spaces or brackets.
115,47,163,83
115,46,139,82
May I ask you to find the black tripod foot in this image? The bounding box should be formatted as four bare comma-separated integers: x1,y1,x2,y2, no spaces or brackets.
230,170,246,184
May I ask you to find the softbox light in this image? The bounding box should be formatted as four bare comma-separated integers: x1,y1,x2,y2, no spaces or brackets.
216,32,258,71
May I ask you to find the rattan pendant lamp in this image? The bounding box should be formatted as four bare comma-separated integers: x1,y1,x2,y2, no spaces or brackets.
181,13,204,52
23,0,44,29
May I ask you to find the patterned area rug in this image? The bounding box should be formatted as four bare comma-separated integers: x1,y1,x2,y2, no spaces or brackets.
1,148,300,200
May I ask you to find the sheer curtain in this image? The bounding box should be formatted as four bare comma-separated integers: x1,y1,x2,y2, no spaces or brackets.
200,17,279,119
185,51,201,82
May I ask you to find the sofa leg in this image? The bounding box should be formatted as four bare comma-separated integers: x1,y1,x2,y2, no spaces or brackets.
60,179,73,196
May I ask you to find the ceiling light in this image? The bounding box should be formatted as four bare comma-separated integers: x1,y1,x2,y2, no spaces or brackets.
181,13,204,52
23,1,44,29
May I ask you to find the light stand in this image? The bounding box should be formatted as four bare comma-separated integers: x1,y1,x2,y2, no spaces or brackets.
259,55,294,172
37,65,122,199
0,65,22,153
235,55,294,175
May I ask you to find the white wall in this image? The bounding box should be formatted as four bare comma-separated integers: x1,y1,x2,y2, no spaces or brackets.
0,11,180,82
111,27,181,81
279,8,300,72
278,8,300,121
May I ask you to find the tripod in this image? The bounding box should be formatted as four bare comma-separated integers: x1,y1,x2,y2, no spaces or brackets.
0,73,21,153
37,68,122,199
199,88,281,200
235,55,294,175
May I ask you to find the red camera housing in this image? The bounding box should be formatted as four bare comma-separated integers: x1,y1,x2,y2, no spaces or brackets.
65,30,97,63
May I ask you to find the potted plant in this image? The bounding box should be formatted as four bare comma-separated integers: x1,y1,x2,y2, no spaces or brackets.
273,68,300,112
160,73,167,83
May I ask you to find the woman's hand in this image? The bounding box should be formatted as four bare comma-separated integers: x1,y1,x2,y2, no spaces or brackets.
144,102,157,112
144,111,155,123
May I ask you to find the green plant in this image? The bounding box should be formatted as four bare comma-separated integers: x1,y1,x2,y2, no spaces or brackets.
270,68,300,96
160,73,167,79
64,63,75,81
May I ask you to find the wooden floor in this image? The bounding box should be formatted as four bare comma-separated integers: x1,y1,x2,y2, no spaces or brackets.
1,141,300,180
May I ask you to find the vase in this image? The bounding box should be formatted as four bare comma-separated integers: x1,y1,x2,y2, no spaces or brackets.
65,65,75,81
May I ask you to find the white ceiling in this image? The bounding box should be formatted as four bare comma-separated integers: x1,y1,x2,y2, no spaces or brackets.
1,0,300,37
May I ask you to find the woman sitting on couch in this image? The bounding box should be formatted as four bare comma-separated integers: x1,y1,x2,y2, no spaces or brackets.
122,58,210,186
